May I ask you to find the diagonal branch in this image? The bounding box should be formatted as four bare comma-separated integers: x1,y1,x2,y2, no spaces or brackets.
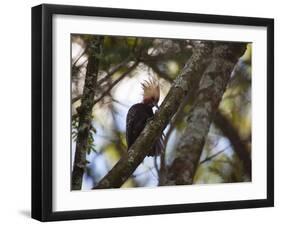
72,47,87,69
165,43,247,186
213,110,251,178
71,56,135,104
92,61,139,106
145,61,174,83
94,42,214,189
97,56,133,86
72,38,140,104
199,145,230,164
97,38,139,86
72,59,139,105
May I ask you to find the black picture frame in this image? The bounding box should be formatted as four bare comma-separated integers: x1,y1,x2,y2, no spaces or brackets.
32,3,274,222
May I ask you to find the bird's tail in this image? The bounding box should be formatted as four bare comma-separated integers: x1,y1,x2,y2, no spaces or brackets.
147,133,165,157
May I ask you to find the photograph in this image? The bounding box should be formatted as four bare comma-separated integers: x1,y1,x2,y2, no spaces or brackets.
31,4,273,221
71,34,252,190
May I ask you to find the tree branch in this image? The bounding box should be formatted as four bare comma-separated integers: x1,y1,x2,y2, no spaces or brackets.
199,145,230,164
72,38,140,104
93,42,214,189
97,56,133,86
92,60,139,106
72,59,139,105
145,61,174,83
213,110,252,178
164,43,247,186
71,60,130,104
71,37,104,190
72,95,82,104
72,48,87,69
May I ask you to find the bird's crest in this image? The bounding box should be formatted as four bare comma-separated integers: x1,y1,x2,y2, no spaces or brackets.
141,76,160,105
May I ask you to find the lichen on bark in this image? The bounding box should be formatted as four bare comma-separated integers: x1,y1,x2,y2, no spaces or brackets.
71,37,104,190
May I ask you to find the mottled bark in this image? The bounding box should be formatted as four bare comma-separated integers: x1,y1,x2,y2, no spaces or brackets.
71,37,103,190
94,42,214,189
214,110,252,178
165,43,247,186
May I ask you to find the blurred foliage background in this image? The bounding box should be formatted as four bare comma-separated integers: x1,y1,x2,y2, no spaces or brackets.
71,34,251,189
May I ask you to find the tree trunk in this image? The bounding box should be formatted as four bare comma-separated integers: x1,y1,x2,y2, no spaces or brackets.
71,37,103,190
94,42,214,189
164,43,247,186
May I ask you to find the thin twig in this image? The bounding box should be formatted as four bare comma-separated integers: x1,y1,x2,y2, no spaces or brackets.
71,61,139,104
145,61,173,83
97,56,133,86
199,145,231,164
72,48,87,68
97,38,139,86
154,156,160,175
92,61,139,105
72,95,82,104
147,166,158,181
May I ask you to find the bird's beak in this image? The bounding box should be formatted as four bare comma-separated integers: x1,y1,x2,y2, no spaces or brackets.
154,103,159,110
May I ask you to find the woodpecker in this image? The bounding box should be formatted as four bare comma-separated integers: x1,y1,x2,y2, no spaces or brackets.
126,77,164,156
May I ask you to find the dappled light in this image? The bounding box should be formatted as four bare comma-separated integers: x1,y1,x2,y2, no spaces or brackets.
71,34,251,190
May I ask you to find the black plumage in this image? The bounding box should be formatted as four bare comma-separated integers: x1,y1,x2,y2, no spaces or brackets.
126,103,163,156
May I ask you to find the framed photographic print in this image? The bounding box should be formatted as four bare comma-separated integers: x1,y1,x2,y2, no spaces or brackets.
31,4,274,221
